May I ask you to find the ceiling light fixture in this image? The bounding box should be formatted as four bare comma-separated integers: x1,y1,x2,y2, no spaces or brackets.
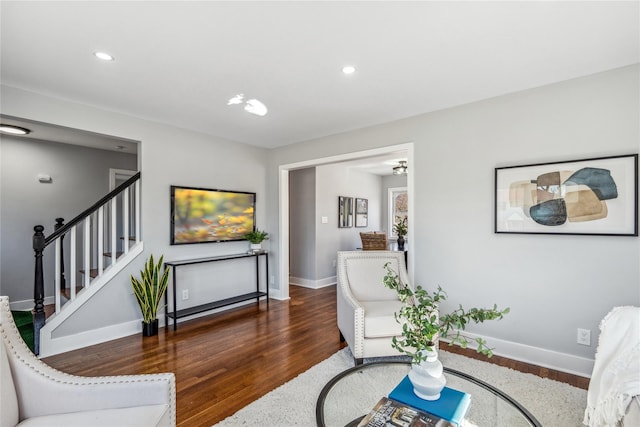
227,94,268,116
0,124,31,135
94,51,114,61
342,65,356,75
227,94,244,105
393,161,408,175
244,99,268,117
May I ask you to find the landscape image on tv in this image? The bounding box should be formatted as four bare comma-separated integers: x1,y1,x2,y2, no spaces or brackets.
171,186,256,244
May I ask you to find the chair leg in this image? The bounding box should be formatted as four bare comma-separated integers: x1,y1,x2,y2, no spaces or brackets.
354,357,364,366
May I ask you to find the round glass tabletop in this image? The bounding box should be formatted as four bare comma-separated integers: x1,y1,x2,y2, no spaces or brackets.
316,361,541,427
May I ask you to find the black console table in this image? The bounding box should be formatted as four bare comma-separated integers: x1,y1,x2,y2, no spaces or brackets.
164,251,269,331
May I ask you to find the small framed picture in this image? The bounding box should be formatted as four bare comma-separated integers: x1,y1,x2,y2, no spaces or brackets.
355,198,368,228
338,196,353,228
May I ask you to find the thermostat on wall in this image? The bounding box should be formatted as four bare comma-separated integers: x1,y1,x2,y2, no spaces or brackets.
37,174,52,183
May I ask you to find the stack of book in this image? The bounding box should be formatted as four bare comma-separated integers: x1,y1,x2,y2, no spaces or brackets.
358,375,471,427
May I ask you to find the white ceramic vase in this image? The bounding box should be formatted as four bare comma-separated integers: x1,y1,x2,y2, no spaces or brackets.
408,349,446,400
250,243,262,252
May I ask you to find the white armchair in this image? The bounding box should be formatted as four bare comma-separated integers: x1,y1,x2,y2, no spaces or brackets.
336,250,410,365
1,296,176,427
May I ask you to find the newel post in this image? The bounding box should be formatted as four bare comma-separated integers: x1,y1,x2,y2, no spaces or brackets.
55,218,66,291
33,225,46,355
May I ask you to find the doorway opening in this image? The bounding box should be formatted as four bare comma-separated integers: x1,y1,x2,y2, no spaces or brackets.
277,142,414,300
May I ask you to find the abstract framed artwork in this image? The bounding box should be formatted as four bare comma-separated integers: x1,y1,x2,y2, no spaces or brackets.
355,198,368,228
495,154,638,236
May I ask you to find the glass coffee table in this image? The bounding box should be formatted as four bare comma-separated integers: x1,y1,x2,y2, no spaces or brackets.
316,361,541,427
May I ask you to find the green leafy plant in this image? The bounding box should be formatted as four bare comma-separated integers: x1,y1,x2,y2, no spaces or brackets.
244,228,269,244
393,216,408,237
131,254,170,324
383,263,509,364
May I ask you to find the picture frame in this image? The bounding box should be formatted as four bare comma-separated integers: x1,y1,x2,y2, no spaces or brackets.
494,154,638,236
355,198,368,228
338,196,353,228
388,187,408,237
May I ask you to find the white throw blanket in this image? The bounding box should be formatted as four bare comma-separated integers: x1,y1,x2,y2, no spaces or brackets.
583,306,640,427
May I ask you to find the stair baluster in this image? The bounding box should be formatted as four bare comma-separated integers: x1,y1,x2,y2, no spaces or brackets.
32,225,46,356
54,218,66,292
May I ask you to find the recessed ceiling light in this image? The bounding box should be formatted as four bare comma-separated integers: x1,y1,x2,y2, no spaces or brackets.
0,124,30,135
94,51,114,61
342,65,356,75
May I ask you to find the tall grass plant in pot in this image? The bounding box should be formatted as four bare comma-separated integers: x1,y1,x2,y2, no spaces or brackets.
131,254,170,337
383,263,509,400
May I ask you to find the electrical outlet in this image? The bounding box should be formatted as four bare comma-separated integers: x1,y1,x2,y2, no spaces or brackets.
182,289,189,300
577,328,591,346
270,275,275,285
332,259,337,268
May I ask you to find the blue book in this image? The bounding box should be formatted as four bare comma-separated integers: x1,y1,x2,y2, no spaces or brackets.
389,375,471,426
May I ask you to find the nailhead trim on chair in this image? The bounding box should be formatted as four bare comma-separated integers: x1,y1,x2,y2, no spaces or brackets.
337,251,409,361
1,297,177,425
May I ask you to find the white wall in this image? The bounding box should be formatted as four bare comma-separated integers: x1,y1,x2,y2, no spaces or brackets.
1,85,269,339
269,65,640,375
0,137,136,303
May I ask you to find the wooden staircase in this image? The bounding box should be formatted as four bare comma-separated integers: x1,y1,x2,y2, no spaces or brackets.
32,172,142,356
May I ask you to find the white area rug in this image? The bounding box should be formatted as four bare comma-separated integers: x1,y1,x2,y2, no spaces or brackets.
214,348,587,426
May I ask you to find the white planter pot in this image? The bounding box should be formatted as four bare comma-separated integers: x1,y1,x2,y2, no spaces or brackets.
250,243,262,251
407,349,446,400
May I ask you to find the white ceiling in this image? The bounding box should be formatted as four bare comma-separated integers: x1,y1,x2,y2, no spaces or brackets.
1,1,638,150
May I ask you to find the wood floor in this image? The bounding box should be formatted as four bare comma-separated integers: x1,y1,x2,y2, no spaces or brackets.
43,285,589,427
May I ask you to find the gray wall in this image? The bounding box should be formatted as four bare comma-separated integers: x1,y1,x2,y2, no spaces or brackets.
1,64,638,371
1,84,268,338
289,168,316,281
0,136,136,302
289,165,382,287
315,164,382,284
268,65,640,370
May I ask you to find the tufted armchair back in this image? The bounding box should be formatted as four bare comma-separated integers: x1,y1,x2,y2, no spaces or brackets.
341,253,405,302
336,251,412,364
0,296,176,426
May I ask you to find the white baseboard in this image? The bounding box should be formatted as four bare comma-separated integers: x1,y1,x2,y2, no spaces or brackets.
10,296,55,311
442,331,594,378
289,276,336,289
38,316,156,358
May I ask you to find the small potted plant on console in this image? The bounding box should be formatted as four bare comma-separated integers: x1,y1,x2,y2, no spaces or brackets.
244,228,269,253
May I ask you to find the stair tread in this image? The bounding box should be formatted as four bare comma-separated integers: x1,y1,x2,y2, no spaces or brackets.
103,251,124,258
61,287,85,299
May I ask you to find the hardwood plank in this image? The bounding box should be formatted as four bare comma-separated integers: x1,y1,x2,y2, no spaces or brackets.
43,285,589,426
44,285,345,427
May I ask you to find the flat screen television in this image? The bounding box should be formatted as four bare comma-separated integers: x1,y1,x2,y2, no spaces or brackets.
170,185,256,245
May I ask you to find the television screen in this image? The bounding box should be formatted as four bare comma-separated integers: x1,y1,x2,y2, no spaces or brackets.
170,186,256,244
